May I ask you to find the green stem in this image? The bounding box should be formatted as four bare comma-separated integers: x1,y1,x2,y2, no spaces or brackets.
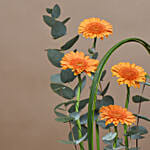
113,126,118,148
87,38,150,150
93,37,101,150
93,37,97,49
136,83,145,148
124,85,130,150
75,75,84,150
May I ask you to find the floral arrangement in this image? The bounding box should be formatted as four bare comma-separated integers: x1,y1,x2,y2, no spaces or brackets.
43,4,150,150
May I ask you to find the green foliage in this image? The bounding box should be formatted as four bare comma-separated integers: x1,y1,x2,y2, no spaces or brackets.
68,98,89,113
69,112,80,121
55,116,74,123
74,76,86,96
96,120,113,129
102,132,117,141
68,125,87,142
101,82,110,96
54,100,75,117
43,4,68,39
50,83,75,99
52,4,60,18
46,8,52,14
92,52,98,59
61,35,79,50
127,126,148,137
51,74,63,84
100,70,106,81
60,69,76,83
57,140,74,144
95,95,114,110
43,15,55,27
51,21,67,39
132,95,150,103
47,49,64,68
80,111,99,125
134,114,150,122
62,17,71,24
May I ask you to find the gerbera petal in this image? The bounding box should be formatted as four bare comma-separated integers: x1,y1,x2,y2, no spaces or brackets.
78,17,113,39
99,105,135,126
111,62,146,88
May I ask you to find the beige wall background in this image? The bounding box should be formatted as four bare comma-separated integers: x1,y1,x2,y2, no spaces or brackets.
0,0,150,150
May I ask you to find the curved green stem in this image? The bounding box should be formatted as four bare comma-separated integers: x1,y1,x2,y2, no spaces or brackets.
87,38,150,150
113,126,118,148
75,75,84,150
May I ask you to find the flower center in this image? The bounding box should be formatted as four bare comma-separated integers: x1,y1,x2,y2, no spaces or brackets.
86,22,105,34
70,58,87,69
109,110,126,119
119,67,138,80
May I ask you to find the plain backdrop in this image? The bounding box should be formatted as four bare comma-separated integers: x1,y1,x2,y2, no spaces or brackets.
0,0,150,150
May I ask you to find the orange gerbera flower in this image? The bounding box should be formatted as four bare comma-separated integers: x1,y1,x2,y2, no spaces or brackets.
99,105,136,126
60,51,99,76
111,62,146,88
78,18,112,39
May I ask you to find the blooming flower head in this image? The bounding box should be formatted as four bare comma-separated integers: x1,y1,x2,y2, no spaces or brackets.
60,51,99,76
111,62,146,88
99,105,136,126
78,17,112,39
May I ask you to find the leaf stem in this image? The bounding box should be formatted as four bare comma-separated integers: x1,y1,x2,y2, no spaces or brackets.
93,37,97,49
75,75,84,150
124,85,130,150
136,83,146,148
113,126,118,148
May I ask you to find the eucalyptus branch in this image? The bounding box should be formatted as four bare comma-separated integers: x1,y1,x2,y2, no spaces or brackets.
75,75,84,150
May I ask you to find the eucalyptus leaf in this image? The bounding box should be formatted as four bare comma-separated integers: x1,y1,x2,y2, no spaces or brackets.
102,132,117,141
68,98,89,113
68,125,87,141
96,120,113,129
95,95,114,110
54,100,76,117
50,83,75,99
55,116,74,123
43,15,55,27
51,21,66,39
60,69,76,83
129,148,139,150
127,125,148,136
51,74,62,83
52,4,60,18
131,134,144,140
132,95,150,103
46,8,52,14
57,140,74,144
47,49,64,68
145,74,150,79
134,114,150,122
74,76,86,96
61,35,79,50
88,48,95,54
69,112,80,121
100,70,106,81
80,111,99,125
62,17,71,24
101,82,110,96
92,52,98,59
